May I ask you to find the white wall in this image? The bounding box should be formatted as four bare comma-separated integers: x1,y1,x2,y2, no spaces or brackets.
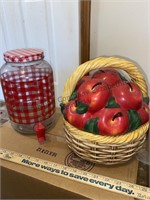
90,0,150,84
0,0,80,105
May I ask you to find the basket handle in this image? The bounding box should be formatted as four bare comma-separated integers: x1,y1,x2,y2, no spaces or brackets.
62,57,148,104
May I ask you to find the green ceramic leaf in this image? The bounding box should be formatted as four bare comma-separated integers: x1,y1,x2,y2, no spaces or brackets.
106,96,120,108
69,90,77,101
143,96,149,105
128,109,141,132
84,117,99,134
76,101,88,114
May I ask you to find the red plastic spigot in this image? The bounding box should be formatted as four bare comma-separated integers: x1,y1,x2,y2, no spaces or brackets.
34,122,46,143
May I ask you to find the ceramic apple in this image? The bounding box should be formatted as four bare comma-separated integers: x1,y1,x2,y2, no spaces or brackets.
77,78,111,112
137,102,149,124
112,81,143,110
75,75,91,89
92,68,122,87
95,108,130,135
64,99,92,129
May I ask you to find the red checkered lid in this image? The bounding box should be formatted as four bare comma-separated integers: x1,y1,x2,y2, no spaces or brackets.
3,48,44,63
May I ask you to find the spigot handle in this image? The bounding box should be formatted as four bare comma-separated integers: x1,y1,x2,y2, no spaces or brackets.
34,122,46,142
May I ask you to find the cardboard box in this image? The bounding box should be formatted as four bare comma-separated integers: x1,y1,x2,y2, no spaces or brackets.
0,110,138,199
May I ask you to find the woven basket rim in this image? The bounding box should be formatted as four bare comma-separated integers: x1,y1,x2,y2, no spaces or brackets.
62,56,149,144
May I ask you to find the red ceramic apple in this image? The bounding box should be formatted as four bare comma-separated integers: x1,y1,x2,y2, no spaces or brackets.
77,78,111,112
64,99,92,130
75,75,91,89
112,81,143,110
95,108,129,135
92,68,122,87
137,102,149,124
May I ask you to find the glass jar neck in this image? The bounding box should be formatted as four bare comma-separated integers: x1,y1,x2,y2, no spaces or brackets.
6,59,43,67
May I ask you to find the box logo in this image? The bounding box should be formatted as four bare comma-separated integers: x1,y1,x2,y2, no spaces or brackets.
65,152,95,171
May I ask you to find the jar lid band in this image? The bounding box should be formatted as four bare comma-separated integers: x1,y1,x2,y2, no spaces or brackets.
3,48,44,63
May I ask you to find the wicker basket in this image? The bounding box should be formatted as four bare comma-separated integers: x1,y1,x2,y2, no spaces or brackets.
62,57,149,165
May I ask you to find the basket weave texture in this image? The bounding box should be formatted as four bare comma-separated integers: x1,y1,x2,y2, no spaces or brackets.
62,57,149,165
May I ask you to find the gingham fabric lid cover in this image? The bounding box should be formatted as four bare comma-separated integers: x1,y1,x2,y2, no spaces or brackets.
3,48,44,63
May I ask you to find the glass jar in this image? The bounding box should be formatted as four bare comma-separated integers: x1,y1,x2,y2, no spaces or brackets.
0,48,56,142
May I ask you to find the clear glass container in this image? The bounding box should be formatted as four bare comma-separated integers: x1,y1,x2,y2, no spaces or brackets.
0,48,56,141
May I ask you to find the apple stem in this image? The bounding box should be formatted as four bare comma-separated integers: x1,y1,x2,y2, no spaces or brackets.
92,82,102,90
99,70,105,73
112,112,123,121
127,82,133,91
75,99,78,107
